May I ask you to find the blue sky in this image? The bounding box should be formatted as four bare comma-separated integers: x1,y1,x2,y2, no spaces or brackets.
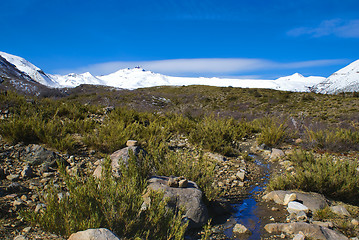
1,0,359,79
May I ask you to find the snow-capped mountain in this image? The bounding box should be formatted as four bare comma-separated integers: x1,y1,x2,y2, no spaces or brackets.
0,51,58,87
312,60,359,94
49,72,104,88
1,51,357,93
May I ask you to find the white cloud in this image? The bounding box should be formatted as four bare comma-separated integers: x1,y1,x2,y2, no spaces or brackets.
288,19,359,38
55,58,346,77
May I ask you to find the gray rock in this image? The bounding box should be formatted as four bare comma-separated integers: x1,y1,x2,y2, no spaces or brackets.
264,222,348,240
270,148,285,160
68,228,120,240
145,176,208,229
94,146,146,178
330,205,351,217
263,190,328,211
23,144,57,166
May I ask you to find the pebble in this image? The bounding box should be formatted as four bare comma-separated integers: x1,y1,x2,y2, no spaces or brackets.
351,219,359,226
6,174,20,181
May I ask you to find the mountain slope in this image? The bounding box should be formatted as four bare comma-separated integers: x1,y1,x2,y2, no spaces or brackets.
0,51,58,87
313,60,359,94
0,55,63,97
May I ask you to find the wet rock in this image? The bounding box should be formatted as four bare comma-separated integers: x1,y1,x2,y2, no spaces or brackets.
330,205,351,217
68,228,120,240
21,165,34,178
7,174,20,181
287,201,309,214
270,148,285,160
233,223,250,234
264,222,348,240
145,176,208,228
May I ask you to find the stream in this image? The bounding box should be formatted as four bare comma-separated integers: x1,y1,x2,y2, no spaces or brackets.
223,155,272,239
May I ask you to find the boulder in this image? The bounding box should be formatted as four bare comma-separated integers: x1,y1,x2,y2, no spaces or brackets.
263,190,328,212
264,222,348,240
93,146,146,178
68,228,120,240
145,176,208,228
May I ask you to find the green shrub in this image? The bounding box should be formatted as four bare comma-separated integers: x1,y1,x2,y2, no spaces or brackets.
22,156,187,239
305,127,359,152
255,117,287,147
268,151,359,204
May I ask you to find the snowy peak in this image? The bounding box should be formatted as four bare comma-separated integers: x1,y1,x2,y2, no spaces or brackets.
313,59,359,94
98,67,170,89
0,51,58,87
49,72,104,88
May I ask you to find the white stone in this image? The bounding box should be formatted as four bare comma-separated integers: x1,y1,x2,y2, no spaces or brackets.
236,171,245,181
233,224,250,234
287,201,309,214
293,232,305,240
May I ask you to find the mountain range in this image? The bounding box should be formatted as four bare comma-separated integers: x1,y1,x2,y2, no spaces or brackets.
0,51,358,94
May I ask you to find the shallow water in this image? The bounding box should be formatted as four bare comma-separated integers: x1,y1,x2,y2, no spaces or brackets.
224,154,271,239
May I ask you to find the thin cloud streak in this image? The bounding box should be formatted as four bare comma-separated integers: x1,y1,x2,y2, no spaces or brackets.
288,19,359,38
55,58,346,77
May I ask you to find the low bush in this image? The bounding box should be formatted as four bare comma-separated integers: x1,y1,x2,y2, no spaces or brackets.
305,127,359,152
255,117,288,147
268,151,359,204
22,156,187,239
